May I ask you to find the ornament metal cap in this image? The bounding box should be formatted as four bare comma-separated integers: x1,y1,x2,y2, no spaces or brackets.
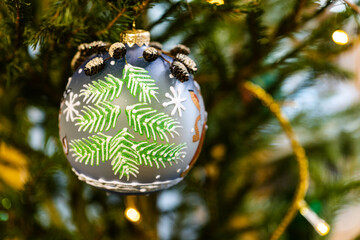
120,29,150,47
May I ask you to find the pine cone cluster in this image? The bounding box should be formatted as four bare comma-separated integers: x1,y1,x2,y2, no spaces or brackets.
170,44,190,56
109,42,126,59
72,39,196,83
143,47,160,62
170,61,190,82
79,41,109,56
169,45,197,82
84,57,105,76
71,41,110,70
149,42,163,50
175,53,197,73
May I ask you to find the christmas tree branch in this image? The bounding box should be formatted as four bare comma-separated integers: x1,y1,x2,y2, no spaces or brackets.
96,8,127,36
273,0,307,39
15,1,20,48
134,0,151,17
148,2,182,31
343,0,360,14
270,0,331,42
301,0,332,23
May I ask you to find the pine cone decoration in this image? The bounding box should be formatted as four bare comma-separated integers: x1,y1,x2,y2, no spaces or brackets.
143,47,160,62
77,43,91,56
71,41,109,71
175,53,197,73
170,61,189,82
149,42,163,50
89,41,110,53
78,41,109,56
71,51,87,71
84,57,105,76
109,42,127,59
170,44,190,56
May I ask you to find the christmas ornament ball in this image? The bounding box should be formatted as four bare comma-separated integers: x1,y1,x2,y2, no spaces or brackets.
59,30,207,194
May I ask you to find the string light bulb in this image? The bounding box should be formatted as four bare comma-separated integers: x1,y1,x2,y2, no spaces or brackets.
244,82,330,240
206,0,224,5
298,200,330,236
125,207,141,223
316,222,330,236
332,30,349,45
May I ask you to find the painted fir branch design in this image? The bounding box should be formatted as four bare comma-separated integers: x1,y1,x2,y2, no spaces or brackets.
109,129,141,179
69,64,187,180
69,129,187,180
75,101,121,133
135,141,187,168
70,133,112,166
122,64,159,103
80,74,124,104
125,103,181,142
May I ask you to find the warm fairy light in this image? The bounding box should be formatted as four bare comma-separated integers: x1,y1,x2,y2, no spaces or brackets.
125,207,140,222
332,30,349,45
316,221,330,236
206,0,224,5
299,201,330,236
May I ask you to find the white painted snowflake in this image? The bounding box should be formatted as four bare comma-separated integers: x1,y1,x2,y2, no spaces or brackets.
162,86,186,117
63,92,80,122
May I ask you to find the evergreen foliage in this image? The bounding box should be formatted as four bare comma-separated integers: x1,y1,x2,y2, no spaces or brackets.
1,0,360,239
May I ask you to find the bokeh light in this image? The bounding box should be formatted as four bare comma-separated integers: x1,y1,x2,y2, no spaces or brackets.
125,207,141,223
332,30,349,45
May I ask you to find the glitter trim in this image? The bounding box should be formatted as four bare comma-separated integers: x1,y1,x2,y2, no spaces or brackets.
72,168,183,193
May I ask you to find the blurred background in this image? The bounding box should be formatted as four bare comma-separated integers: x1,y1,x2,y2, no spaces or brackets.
2,0,360,239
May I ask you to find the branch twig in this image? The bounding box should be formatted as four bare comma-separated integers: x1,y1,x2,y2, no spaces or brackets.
135,0,150,17
343,0,360,14
96,8,126,36
15,2,21,48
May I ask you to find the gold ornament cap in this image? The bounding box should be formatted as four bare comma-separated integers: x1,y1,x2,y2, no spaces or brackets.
120,29,150,47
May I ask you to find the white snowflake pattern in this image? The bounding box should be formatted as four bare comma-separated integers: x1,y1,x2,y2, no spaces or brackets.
162,86,186,117
63,92,80,122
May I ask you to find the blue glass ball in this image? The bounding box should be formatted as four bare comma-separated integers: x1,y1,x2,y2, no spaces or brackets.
59,43,207,194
